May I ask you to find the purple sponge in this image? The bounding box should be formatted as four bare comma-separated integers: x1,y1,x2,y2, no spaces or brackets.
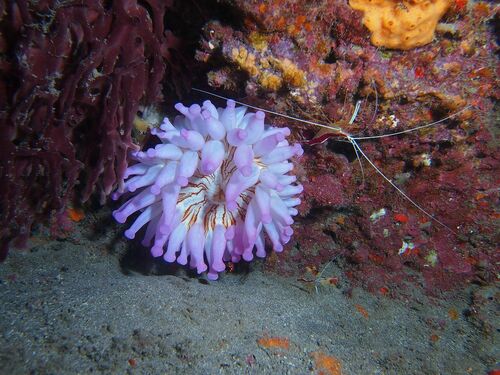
113,100,303,280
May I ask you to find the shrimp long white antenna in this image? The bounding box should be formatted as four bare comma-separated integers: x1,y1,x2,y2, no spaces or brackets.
192,87,344,133
343,100,457,233
347,135,456,234
351,106,472,140
191,87,463,234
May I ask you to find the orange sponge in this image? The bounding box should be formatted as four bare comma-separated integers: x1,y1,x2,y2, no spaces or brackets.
349,0,452,50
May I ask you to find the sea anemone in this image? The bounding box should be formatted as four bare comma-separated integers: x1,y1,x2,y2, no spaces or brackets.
112,100,303,280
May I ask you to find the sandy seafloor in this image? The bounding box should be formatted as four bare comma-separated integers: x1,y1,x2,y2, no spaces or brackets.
0,208,498,375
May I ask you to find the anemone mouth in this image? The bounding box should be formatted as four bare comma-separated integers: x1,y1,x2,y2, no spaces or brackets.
178,166,237,232
207,183,225,205
178,144,262,232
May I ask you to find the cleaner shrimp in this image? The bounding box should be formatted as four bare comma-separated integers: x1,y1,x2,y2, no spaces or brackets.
192,87,473,235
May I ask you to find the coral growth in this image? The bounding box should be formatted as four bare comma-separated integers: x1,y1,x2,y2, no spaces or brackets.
0,0,181,258
196,0,499,293
113,100,303,280
349,0,452,50
196,1,369,107
230,44,307,91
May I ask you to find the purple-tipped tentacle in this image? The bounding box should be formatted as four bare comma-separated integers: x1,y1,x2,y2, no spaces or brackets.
160,117,176,132
263,221,284,253
187,223,207,274
244,200,260,243
255,186,272,224
150,162,177,195
259,169,280,190
283,197,301,207
174,103,202,126
277,174,297,186
181,129,205,151
202,100,219,119
151,229,169,257
200,140,225,175
278,184,303,197
261,143,303,164
225,167,259,211
124,204,162,240
225,225,235,241
255,233,266,258
227,128,248,146
147,144,182,160
177,241,189,266
124,164,162,192
142,213,161,247
160,185,181,230
124,163,149,179
201,110,226,140
234,144,254,177
266,162,294,175
168,129,204,150
230,222,245,261
245,112,265,144
253,133,285,157
210,225,227,273
176,151,198,186
113,188,159,223
219,99,236,130
164,223,187,262
242,246,254,262
263,127,291,138
270,195,294,226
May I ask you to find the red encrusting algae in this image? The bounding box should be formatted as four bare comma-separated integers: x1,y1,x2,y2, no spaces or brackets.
196,0,499,295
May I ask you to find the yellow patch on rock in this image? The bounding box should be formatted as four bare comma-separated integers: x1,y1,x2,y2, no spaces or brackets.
349,0,452,50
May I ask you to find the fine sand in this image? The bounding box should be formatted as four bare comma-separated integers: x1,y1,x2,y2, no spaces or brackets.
0,208,498,374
